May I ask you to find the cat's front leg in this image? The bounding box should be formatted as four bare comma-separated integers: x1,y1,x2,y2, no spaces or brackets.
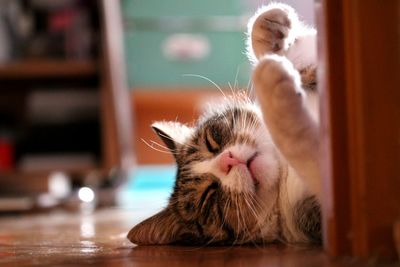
253,54,321,199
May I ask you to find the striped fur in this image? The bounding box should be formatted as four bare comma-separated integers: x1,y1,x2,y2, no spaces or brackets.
128,96,320,245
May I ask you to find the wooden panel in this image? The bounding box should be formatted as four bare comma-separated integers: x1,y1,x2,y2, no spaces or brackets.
316,0,352,257
319,0,400,260
100,0,135,171
342,0,400,259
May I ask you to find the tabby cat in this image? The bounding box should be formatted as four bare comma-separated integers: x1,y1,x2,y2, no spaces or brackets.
128,3,321,245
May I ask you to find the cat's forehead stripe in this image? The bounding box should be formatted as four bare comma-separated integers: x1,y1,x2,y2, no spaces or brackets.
200,97,259,123
200,106,260,130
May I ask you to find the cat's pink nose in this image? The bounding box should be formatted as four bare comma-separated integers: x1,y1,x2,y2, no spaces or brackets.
219,151,243,175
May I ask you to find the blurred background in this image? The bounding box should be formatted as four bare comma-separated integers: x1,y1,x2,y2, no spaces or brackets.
0,0,314,213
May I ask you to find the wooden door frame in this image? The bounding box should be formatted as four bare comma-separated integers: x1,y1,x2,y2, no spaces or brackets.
317,0,400,260
100,0,135,173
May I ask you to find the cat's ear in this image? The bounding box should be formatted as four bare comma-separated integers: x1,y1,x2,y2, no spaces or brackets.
151,121,193,152
127,208,185,245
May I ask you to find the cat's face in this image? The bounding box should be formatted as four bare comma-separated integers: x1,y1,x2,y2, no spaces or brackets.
128,97,283,245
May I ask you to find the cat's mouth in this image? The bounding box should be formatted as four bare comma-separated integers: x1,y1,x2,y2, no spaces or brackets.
246,153,260,186
213,149,264,191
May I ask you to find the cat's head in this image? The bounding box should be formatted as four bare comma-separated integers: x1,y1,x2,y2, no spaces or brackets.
128,96,283,245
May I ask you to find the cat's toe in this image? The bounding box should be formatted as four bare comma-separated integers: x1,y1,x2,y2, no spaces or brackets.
250,4,298,59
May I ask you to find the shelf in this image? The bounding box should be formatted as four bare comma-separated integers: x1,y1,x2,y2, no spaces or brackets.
0,0,133,198
0,167,106,195
0,166,99,178
0,59,98,79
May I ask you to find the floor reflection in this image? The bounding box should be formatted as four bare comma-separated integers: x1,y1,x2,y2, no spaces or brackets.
80,216,96,239
0,165,397,267
127,245,326,267
0,208,397,266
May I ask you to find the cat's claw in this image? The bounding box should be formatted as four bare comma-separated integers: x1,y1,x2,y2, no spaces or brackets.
250,4,298,59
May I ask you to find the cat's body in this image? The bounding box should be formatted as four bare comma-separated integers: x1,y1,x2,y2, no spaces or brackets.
128,3,321,245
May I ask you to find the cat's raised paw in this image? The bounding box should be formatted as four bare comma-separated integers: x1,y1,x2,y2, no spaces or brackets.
249,4,299,60
252,54,303,102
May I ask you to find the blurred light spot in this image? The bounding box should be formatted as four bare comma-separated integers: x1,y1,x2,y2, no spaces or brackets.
80,240,95,246
78,187,95,203
37,193,58,208
80,247,98,254
48,172,71,199
80,217,95,238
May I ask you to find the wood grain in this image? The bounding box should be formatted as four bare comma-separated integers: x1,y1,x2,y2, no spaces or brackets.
319,0,400,260
317,0,352,257
342,0,400,259
0,208,398,266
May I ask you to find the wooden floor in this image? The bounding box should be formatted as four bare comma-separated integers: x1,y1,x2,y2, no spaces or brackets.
0,208,398,267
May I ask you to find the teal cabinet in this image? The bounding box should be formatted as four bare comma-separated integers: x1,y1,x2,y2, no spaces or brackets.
122,0,251,89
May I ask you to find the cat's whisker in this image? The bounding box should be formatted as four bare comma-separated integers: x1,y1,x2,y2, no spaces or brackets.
245,76,254,100
243,192,259,221
182,74,226,98
248,191,267,214
246,76,252,91
233,66,240,92
228,82,235,96
245,194,265,238
149,140,175,151
232,172,249,244
220,194,237,246
239,198,252,243
231,107,237,134
241,188,263,229
228,190,239,245
203,206,230,246
247,192,265,211
223,202,231,233
157,132,198,150
234,175,256,239
219,197,230,235
141,138,174,154
241,198,255,233
243,111,248,133
234,194,243,245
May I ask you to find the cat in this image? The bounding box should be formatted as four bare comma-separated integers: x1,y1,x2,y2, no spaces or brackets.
127,3,321,245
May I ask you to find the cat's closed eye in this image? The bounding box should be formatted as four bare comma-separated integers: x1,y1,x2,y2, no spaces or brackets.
204,123,226,154
205,129,220,154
